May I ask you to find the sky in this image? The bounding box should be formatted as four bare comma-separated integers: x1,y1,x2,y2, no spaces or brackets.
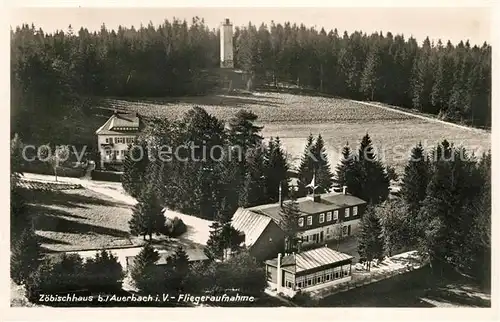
9,7,492,46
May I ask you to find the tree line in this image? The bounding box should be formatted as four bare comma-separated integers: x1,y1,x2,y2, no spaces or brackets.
11,18,491,146
353,141,490,285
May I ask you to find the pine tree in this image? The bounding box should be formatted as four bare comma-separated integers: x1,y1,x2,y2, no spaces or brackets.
279,189,301,252
204,222,244,261
128,187,165,240
130,243,162,293
122,141,149,198
417,142,483,273
357,133,390,204
297,133,315,197
240,147,267,207
360,44,381,100
376,200,412,257
205,221,224,261
400,142,429,215
84,250,124,290
311,134,334,193
11,227,41,284
357,206,384,270
164,246,190,292
227,109,264,151
264,137,289,203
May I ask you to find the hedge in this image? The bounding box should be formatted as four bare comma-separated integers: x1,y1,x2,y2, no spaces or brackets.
91,170,123,182
21,162,85,178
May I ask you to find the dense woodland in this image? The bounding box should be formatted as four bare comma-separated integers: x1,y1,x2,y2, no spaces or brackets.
11,17,491,145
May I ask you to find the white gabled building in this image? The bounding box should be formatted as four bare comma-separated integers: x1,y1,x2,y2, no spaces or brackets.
95,112,142,169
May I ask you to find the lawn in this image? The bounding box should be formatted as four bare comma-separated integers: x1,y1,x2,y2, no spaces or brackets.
26,186,134,252
104,92,491,173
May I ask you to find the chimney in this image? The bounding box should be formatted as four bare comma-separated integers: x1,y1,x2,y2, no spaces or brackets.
276,253,282,293
342,185,348,195
225,18,230,24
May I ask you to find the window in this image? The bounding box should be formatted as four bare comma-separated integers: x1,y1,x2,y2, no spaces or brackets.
353,206,358,216
326,227,329,233
297,282,302,288
319,213,325,223
345,208,350,218
317,277,321,284
286,281,292,288
304,235,309,242
335,272,339,279
325,274,330,281
326,212,332,222
307,216,312,226
298,217,304,227
307,279,312,286
105,137,112,144
333,210,339,221
126,137,135,144
343,226,348,235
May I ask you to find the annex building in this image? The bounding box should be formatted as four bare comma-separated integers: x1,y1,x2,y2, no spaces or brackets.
265,246,353,296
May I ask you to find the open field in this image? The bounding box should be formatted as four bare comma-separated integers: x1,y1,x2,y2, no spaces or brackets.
104,92,491,172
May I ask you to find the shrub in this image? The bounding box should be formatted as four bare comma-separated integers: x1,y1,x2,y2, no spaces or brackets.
83,250,124,291
24,251,125,303
25,253,87,302
292,290,318,307
163,217,187,237
91,170,122,182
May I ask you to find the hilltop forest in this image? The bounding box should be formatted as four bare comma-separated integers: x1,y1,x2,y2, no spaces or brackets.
11,17,491,143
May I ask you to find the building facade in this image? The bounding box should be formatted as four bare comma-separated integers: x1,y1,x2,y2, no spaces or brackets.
265,246,353,297
232,208,286,262
95,112,142,170
248,190,367,247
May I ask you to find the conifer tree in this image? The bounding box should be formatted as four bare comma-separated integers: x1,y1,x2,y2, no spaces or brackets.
130,243,162,293
240,147,267,207
264,137,289,203
311,134,334,194
357,133,390,204
400,142,429,215
164,246,190,293
279,189,301,253
204,222,244,261
128,187,165,241
11,226,41,284
357,206,384,270
297,133,315,197
122,141,149,198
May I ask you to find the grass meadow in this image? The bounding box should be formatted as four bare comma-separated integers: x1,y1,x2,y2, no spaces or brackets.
104,92,491,173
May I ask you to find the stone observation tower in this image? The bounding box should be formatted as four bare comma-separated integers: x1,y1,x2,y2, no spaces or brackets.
220,18,234,69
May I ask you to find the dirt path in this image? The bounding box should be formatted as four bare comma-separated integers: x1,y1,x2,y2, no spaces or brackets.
350,100,489,135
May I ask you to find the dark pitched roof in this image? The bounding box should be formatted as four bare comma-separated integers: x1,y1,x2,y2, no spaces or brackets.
232,208,273,247
96,113,141,135
248,192,366,223
265,246,353,273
